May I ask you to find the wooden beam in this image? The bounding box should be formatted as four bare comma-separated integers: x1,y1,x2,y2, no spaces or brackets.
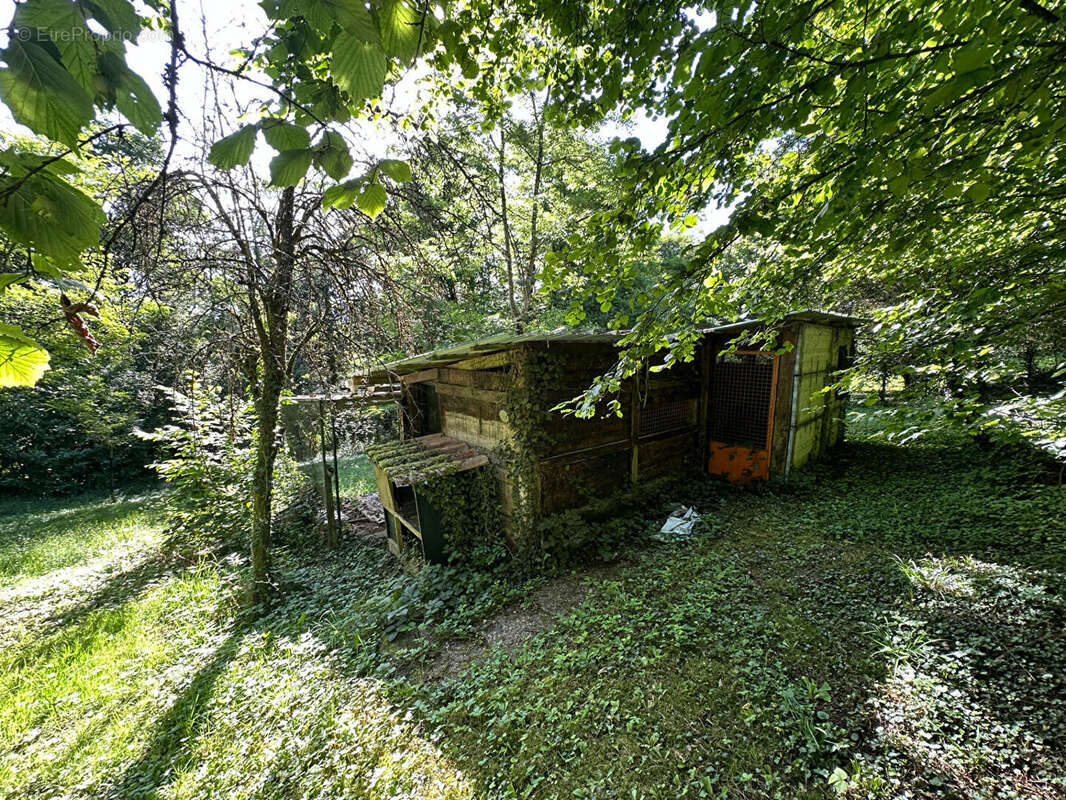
401,368,439,384
456,454,490,471
413,432,446,444
630,370,642,484
435,382,508,404
697,338,712,464
452,351,512,370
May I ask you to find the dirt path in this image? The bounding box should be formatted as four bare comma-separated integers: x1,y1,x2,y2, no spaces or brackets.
420,563,623,680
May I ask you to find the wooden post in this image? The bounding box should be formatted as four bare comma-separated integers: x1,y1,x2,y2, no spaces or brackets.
630,366,642,484
330,404,342,531
319,401,338,548
697,337,712,469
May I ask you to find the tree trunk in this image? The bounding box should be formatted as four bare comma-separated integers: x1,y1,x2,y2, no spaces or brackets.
497,128,520,327
1024,345,1037,391
250,360,282,603
522,88,550,326
248,185,297,606
523,88,548,323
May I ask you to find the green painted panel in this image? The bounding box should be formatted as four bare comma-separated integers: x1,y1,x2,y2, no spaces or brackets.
790,324,847,471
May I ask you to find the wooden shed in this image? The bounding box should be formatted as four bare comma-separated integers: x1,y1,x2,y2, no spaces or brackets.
357,311,859,559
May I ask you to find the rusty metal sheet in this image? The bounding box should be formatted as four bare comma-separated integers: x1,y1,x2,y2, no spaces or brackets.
708,442,770,483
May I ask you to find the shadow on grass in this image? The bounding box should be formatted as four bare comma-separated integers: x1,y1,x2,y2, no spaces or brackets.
350,435,1066,798
2,551,181,673
882,556,1066,787
44,553,175,632
104,626,246,800
0,491,163,583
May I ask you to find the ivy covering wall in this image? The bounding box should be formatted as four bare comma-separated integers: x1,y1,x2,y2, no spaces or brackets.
496,346,564,554
366,439,505,566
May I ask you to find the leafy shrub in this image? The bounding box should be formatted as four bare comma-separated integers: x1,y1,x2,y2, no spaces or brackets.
420,469,508,568
0,281,174,496
140,384,313,558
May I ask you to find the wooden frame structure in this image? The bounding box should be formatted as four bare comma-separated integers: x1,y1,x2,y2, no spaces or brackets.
371,433,488,561
355,310,860,556
282,385,402,546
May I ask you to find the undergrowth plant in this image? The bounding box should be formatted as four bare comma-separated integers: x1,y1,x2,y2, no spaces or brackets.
139,383,312,560
366,440,508,568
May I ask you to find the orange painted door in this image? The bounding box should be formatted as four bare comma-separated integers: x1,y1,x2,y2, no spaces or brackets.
707,351,778,483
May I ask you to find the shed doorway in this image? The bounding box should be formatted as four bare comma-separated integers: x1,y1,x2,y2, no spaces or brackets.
707,351,779,482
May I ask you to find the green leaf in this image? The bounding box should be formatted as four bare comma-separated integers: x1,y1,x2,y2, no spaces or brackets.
13,0,99,93
84,0,141,40
827,767,850,794
888,176,910,196
316,0,380,41
0,325,50,387
269,148,314,186
313,131,353,180
379,158,412,182
99,52,161,134
208,124,258,170
952,43,995,74
29,252,70,278
965,182,990,202
330,34,387,104
0,169,104,265
322,178,365,209
355,182,388,218
379,0,424,63
294,0,333,35
459,55,479,80
261,119,311,151
0,39,94,147
0,273,28,292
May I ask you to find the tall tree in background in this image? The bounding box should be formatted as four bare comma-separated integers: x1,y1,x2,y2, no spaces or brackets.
392,100,633,341
0,0,450,385
474,0,1066,442
0,0,466,602
139,148,426,600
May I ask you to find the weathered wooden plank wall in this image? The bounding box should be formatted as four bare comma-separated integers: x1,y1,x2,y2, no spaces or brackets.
531,342,703,514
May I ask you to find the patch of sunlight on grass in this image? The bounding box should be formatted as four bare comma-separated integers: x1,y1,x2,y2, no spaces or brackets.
0,492,163,583
299,453,377,498
166,631,472,800
857,556,1066,797
0,563,228,798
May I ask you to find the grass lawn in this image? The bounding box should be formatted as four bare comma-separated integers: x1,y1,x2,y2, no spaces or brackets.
298,452,378,498
1,426,1064,799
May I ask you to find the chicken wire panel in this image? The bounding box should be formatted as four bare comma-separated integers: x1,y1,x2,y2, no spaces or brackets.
709,353,775,449
639,398,692,436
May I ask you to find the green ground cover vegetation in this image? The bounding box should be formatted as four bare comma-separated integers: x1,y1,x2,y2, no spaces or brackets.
1,419,1063,799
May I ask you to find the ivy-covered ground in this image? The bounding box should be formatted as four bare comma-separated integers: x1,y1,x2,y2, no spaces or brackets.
1,424,1064,799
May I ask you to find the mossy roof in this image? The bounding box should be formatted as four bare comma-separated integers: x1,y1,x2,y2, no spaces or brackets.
356,310,862,382
366,433,489,486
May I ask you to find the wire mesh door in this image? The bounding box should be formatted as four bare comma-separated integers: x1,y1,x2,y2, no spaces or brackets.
707,351,779,482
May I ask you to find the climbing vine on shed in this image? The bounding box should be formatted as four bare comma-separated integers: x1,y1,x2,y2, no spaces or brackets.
496,347,565,556
419,469,506,567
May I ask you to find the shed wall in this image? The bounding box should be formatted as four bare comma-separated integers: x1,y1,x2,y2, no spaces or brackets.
530,342,702,515
789,323,853,471
396,322,854,545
